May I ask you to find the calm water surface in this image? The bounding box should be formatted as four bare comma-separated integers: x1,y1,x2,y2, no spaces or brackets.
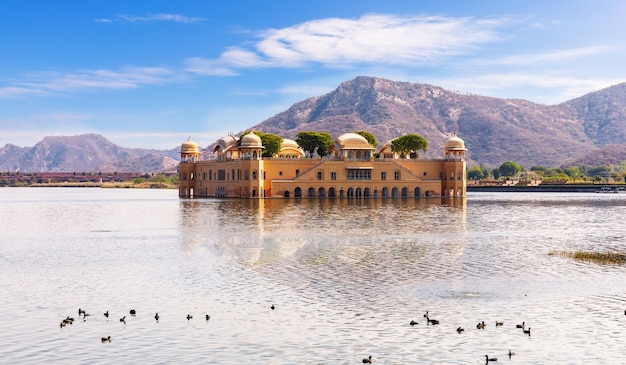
1,188,626,364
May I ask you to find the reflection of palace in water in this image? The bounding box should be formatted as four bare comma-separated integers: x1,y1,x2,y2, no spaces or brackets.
178,133,467,199
179,198,467,268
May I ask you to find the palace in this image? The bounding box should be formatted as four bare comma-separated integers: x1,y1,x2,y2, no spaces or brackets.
178,132,467,199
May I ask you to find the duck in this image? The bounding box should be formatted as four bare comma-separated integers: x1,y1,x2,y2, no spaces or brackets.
130,309,136,316
508,350,515,358
409,320,418,326
78,308,85,316
155,313,160,321
104,311,109,318
205,314,210,321
427,318,439,325
456,326,464,333
495,321,503,327
120,316,126,324
270,304,275,310
101,336,111,342
60,321,66,328
362,355,372,363
476,321,485,329
485,354,498,362
187,314,193,320
65,316,75,322
523,327,531,336
516,321,525,329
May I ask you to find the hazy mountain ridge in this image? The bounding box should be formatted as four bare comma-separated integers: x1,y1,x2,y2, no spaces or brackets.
2,76,626,172
0,134,179,173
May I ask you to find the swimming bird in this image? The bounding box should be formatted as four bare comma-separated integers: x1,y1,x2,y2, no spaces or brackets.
476,321,485,329
423,311,429,318
120,316,126,324
523,327,531,336
409,320,418,326
508,350,515,358
427,318,439,325
155,313,159,321
456,326,464,333
271,304,275,310
187,314,193,320
485,354,498,362
78,308,85,316
205,314,210,321
104,311,109,318
130,309,136,316
495,321,503,327
101,336,111,342
65,316,75,322
516,321,525,329
362,355,372,363
60,321,66,328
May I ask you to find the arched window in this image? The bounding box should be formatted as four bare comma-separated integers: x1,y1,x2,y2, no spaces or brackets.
328,187,336,198
318,187,326,198
402,187,409,198
392,187,399,198
356,187,362,198
414,187,421,198
347,187,354,197
308,187,316,198
294,187,302,198
382,187,389,198
364,187,370,198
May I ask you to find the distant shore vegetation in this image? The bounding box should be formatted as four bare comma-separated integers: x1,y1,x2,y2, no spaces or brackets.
549,250,626,265
0,171,178,188
468,161,626,184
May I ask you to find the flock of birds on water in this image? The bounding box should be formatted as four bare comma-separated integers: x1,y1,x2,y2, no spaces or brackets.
57,307,626,363
59,304,529,364
59,307,213,341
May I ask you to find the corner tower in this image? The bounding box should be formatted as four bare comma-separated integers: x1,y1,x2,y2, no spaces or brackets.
442,134,467,197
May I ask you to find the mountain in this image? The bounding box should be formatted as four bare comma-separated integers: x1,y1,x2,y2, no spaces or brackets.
251,76,626,167
0,134,179,173
2,77,626,172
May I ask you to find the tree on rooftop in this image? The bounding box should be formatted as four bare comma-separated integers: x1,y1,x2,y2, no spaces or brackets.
390,134,428,159
253,132,283,157
295,131,333,157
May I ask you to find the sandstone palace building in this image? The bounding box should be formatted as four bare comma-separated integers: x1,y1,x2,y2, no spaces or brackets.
178,133,467,199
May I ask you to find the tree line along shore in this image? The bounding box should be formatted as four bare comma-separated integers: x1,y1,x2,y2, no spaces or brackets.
0,172,178,188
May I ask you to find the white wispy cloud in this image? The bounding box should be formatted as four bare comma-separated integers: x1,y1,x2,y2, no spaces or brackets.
185,14,514,75
432,71,618,104
95,13,205,24
477,46,617,67
2,67,183,97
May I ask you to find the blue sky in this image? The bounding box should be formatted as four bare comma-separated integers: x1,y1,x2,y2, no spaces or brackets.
1,1,625,150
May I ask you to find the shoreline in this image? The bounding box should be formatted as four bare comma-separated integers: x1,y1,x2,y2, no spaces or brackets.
468,184,625,193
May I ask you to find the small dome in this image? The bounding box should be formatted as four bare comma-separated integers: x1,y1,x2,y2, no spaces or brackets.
445,134,466,151
240,133,263,148
181,137,199,154
336,133,373,149
280,139,299,148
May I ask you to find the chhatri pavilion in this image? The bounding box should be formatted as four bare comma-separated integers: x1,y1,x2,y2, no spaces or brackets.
178,132,467,199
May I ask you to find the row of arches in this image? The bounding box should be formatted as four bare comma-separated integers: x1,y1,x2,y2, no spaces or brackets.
284,186,431,198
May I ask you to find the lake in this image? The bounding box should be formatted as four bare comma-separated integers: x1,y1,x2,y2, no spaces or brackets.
1,188,625,364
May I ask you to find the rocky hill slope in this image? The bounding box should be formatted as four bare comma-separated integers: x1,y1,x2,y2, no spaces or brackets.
253,76,626,167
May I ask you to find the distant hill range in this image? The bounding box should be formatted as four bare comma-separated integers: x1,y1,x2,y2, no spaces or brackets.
1,76,626,172
0,134,180,173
